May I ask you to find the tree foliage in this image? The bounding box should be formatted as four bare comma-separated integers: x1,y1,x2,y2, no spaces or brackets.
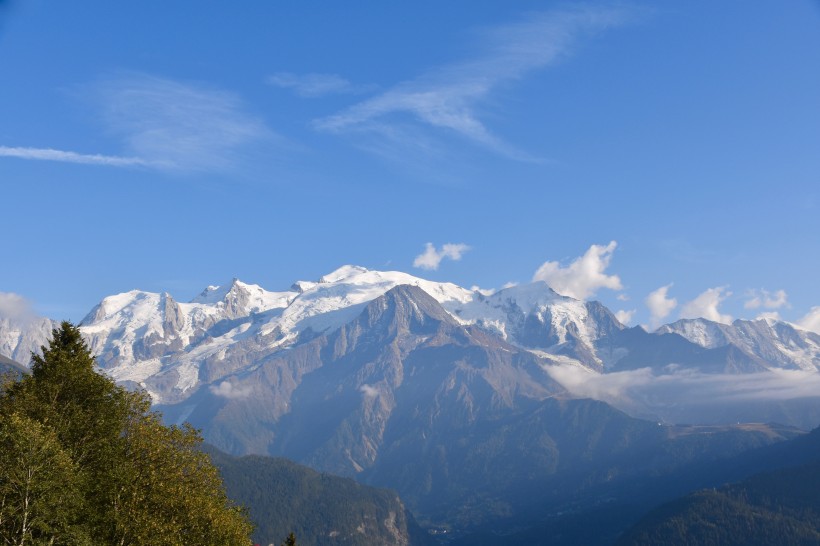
0,321,253,545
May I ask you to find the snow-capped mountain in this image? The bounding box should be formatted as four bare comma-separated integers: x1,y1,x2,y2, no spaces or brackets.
0,315,58,366
2,265,819,406
658,318,820,371
1,266,816,534
69,266,624,403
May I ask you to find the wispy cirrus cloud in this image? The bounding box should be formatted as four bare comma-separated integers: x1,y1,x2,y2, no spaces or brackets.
1,73,273,173
314,5,633,160
268,72,371,98
95,74,272,172
0,146,152,167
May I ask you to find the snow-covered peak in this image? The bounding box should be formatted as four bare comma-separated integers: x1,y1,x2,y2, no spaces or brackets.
260,266,476,340
191,282,232,304
445,280,597,349
84,290,157,323
658,318,728,349
659,317,820,371
319,265,370,284
487,281,566,312
190,279,293,316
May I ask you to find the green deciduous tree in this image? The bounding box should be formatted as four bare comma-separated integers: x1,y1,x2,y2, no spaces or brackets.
0,322,253,545
0,412,89,545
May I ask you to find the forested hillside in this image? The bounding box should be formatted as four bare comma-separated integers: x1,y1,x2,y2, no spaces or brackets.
209,447,432,546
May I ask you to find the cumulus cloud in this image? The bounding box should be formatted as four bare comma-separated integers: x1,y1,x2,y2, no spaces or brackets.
209,381,253,400
617,294,630,302
470,285,496,297
314,6,633,160
413,242,470,270
645,284,677,329
680,287,733,324
268,72,369,97
532,241,622,300
0,292,34,321
796,306,820,335
615,309,635,325
744,289,789,310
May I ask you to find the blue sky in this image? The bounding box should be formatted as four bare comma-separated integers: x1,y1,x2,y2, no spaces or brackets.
1,0,819,331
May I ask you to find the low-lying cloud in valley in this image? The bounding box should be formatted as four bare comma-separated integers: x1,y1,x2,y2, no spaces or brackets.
546,363,820,428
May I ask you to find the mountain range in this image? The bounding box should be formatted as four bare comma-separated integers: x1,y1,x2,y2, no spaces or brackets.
5,266,819,401
2,265,819,540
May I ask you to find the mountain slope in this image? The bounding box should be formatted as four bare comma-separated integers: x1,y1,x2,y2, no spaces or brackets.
207,446,432,546
617,427,820,545
0,354,27,377
156,285,800,533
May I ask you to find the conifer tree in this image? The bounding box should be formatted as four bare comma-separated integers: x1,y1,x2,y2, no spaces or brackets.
280,532,298,546
0,321,253,545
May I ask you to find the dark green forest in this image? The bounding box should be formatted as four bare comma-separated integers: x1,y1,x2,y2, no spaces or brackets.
210,448,432,546
618,441,820,545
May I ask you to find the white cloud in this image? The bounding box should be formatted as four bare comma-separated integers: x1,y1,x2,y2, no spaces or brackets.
96,74,272,172
645,284,677,329
413,242,471,271
314,6,632,159
755,311,781,322
546,364,820,414
796,306,820,335
0,146,151,167
268,72,368,97
615,309,635,325
680,287,733,324
744,289,789,310
1,74,272,173
359,384,380,398
501,281,519,290
209,381,253,400
617,294,630,302
532,241,622,300
470,285,496,297
0,292,33,321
